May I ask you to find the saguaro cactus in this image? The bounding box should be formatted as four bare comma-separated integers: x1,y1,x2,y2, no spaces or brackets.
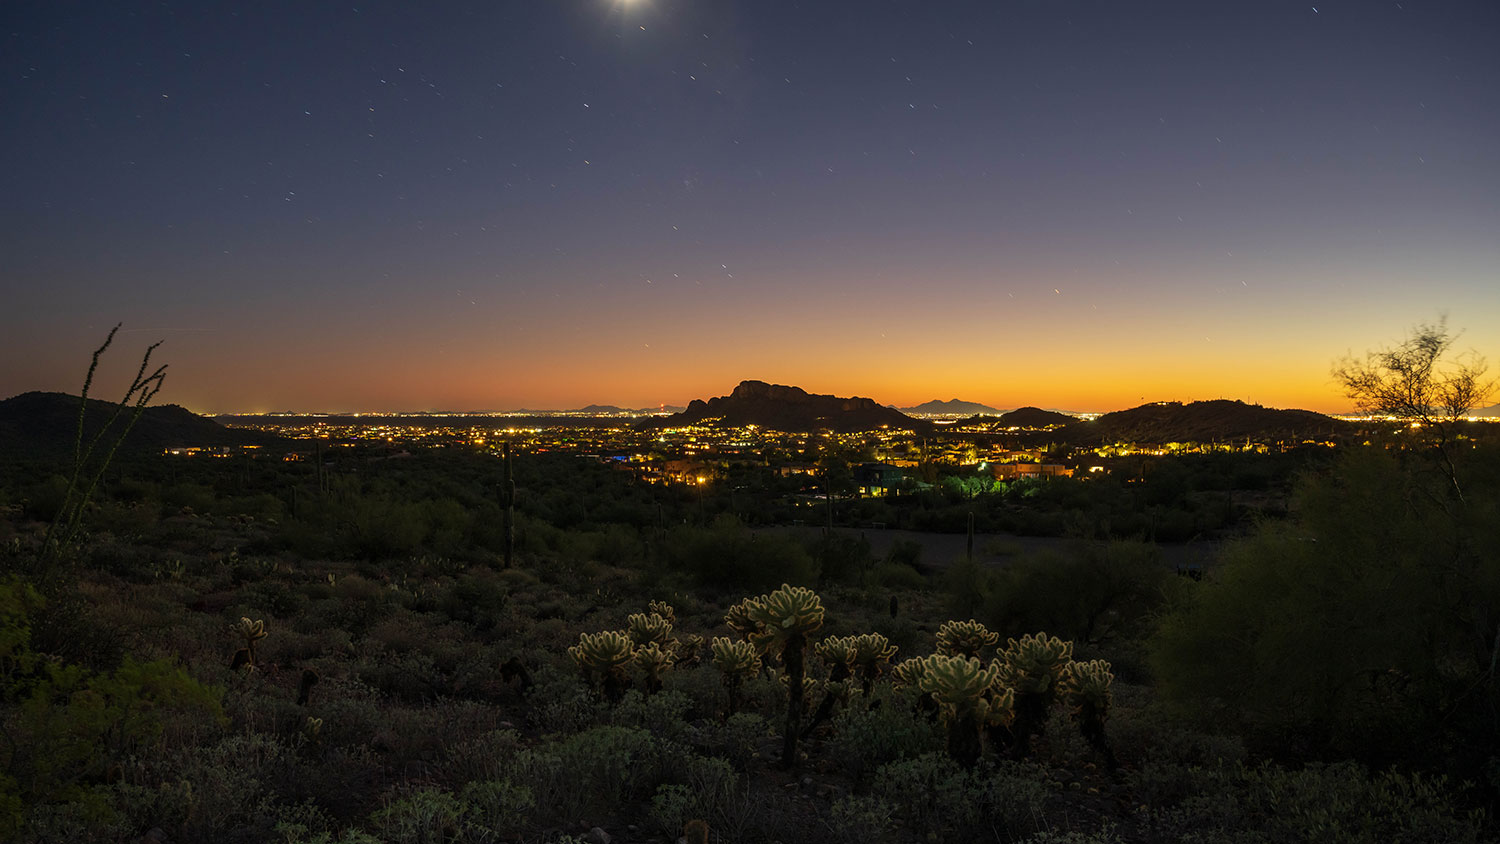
500,441,516,568
742,584,824,766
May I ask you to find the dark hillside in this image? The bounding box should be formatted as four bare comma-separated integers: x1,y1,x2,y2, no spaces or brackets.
1064,399,1345,444
643,380,928,433
0,391,287,464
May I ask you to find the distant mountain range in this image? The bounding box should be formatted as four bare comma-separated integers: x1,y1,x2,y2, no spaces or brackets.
644,380,927,433
1062,400,1344,444
0,391,286,462
900,398,1001,415
575,404,685,414
999,406,1077,427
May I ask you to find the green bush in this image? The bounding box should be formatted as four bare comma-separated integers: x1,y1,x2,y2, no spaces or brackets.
829,686,942,778
1151,446,1500,768
662,516,817,589
1139,761,1486,844
371,787,463,844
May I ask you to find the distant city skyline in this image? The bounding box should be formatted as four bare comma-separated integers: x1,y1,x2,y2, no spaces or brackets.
4,2,1497,415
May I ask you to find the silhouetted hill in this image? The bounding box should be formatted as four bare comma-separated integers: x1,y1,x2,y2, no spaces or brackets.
574,404,685,414
1063,400,1345,444
901,398,1001,415
644,381,927,433
0,391,286,463
1000,406,1076,428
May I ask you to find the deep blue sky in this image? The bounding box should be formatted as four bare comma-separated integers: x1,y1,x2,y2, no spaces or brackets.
3,1,1497,411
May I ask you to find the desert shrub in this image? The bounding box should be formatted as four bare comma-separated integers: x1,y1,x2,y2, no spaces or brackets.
650,757,739,837
609,689,694,741
5,638,223,838
867,560,927,590
980,540,1169,645
871,752,1050,841
509,725,673,821
829,794,895,842
444,728,524,785
371,787,463,844
1022,831,1124,844
1138,761,1486,844
829,685,942,779
440,572,511,629
161,731,293,841
524,664,599,735
662,516,818,590
1151,446,1500,770
25,474,71,521
810,531,874,585
872,752,983,835
688,711,771,770
459,779,534,840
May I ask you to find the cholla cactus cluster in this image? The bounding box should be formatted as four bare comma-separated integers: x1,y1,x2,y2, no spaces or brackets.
997,632,1073,694
568,602,695,700
647,600,676,624
742,584,824,650
724,600,764,644
935,619,999,659
917,654,1002,722
711,636,761,680
569,630,636,702
568,630,635,674
558,585,1114,768
626,612,675,648
722,584,825,766
1060,659,1114,712
675,633,705,666
818,632,898,694
890,656,931,690
916,653,1013,768
633,642,676,694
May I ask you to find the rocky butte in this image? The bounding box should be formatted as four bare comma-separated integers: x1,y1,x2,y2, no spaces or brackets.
642,380,927,433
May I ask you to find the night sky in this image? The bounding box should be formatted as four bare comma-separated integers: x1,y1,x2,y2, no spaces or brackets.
3,1,1497,413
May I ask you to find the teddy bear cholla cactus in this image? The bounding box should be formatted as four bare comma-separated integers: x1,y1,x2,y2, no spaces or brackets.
934,619,999,659
723,599,764,644
626,612,675,648
997,631,1073,757
1060,658,1117,768
917,653,1014,768
569,630,636,703
818,632,898,696
231,617,267,669
733,584,824,766
674,633,705,667
646,600,676,624
711,636,760,713
633,641,676,695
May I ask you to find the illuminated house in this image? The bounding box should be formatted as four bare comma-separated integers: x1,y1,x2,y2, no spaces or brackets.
991,463,1074,480
853,462,905,496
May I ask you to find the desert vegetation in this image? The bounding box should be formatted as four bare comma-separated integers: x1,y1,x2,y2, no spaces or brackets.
0,328,1495,843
